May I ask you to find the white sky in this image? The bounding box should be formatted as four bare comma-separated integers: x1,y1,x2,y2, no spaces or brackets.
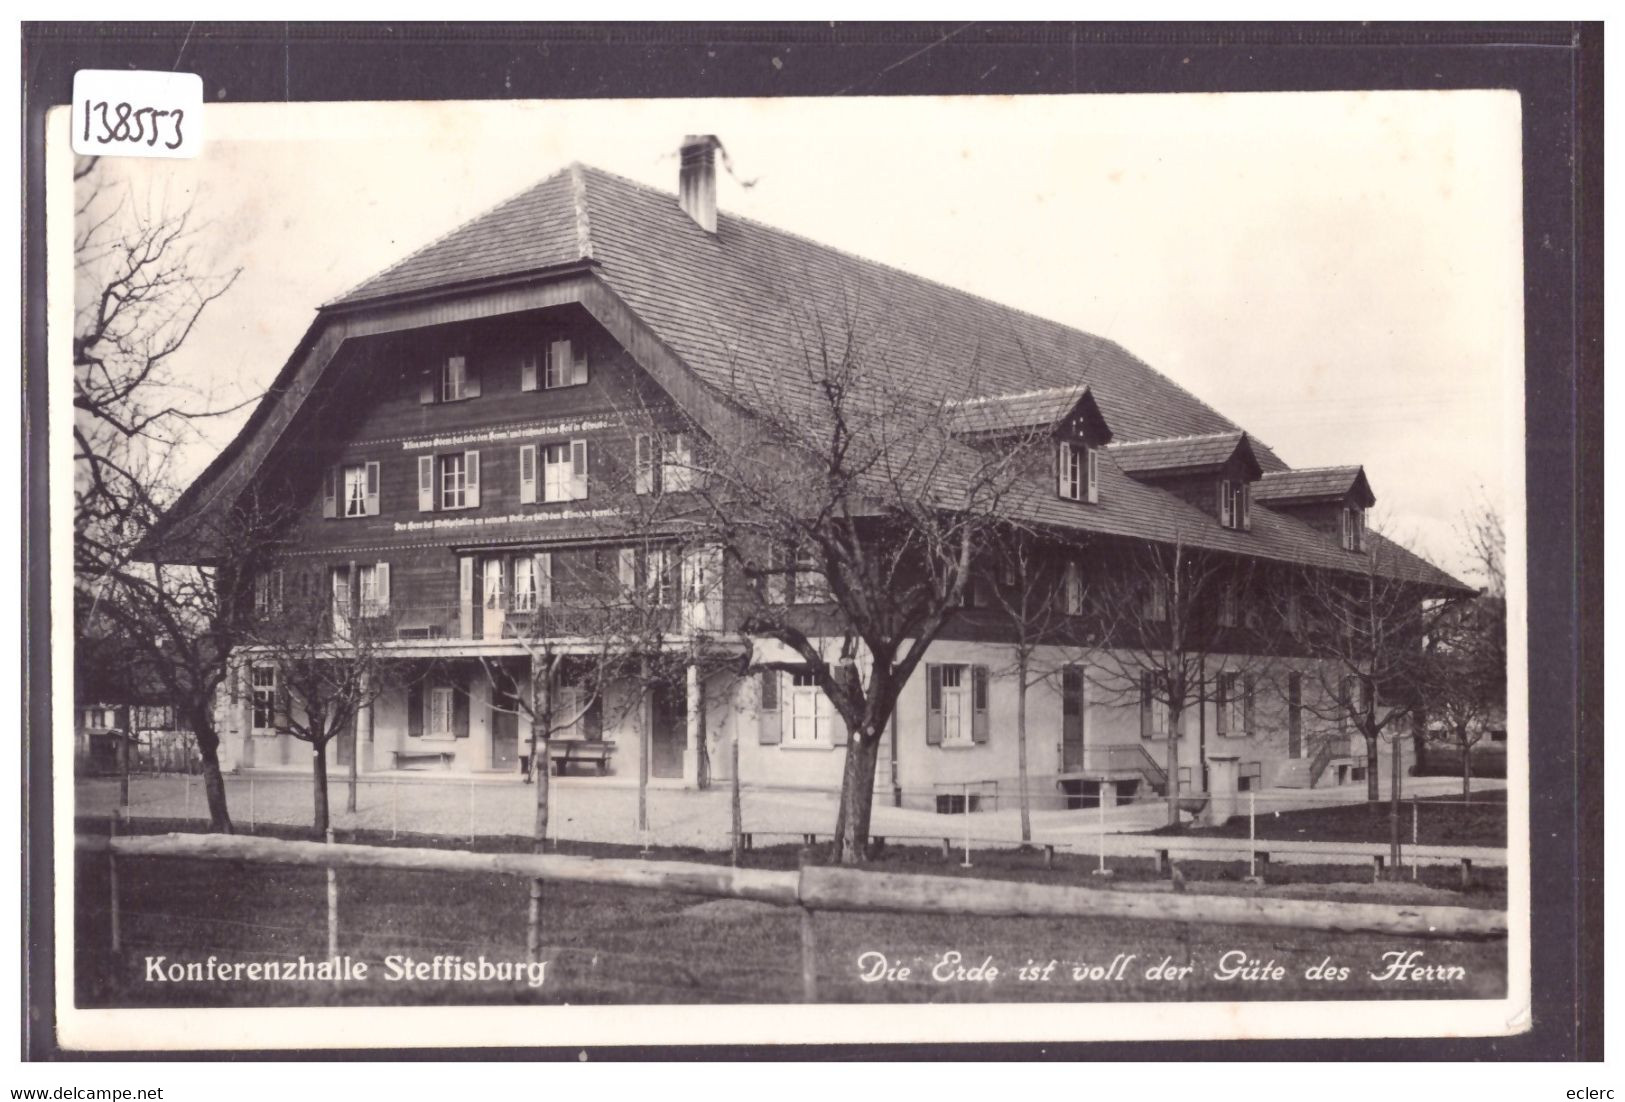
74,93,1524,582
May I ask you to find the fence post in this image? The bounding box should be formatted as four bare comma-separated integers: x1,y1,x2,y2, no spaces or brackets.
248,776,256,835
325,828,340,979
961,782,972,868
391,775,398,840
467,779,475,846
1248,791,1257,880
1411,799,1419,880
1091,793,1110,877
527,878,544,964
108,811,122,954
798,853,819,1003
183,772,191,823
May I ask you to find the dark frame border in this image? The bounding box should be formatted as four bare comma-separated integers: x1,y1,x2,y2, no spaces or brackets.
21,20,1601,1062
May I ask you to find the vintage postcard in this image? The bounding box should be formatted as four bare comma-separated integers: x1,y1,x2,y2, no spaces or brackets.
50,90,1529,1051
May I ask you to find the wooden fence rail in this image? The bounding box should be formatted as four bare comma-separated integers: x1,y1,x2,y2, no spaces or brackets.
79,832,1507,1003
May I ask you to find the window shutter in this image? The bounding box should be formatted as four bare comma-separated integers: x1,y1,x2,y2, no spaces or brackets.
535,552,552,607
758,672,782,745
520,353,538,392
1243,676,1256,735
971,665,990,744
417,456,435,512
322,468,337,518
1215,675,1229,735
1086,447,1100,504
364,461,381,516
570,439,588,499
518,445,537,504
463,450,480,507
635,434,653,495
408,683,423,738
1240,484,1251,531
1218,480,1233,527
453,680,470,739
272,569,284,614
925,664,943,746
617,548,637,594
549,340,571,387
459,556,475,638
1057,442,1070,498
273,675,289,733
375,562,390,613
1140,673,1153,738
572,346,588,386
419,368,436,405
464,359,481,398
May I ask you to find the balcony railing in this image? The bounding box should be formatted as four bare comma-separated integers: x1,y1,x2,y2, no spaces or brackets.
368,602,700,645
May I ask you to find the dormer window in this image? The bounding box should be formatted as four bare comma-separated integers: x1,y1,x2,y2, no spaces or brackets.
1218,479,1250,531
1342,506,1366,552
1057,442,1099,504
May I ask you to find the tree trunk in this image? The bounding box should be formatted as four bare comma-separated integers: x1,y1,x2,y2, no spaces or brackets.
1016,664,1032,847
1365,729,1381,803
1165,704,1183,829
533,677,552,854
833,726,882,865
118,722,131,810
311,742,330,836
637,657,650,835
1461,725,1473,802
346,722,359,814
196,734,234,833
730,732,743,867
1388,733,1402,874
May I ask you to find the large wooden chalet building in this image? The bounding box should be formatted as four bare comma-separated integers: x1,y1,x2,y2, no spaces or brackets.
154,136,1468,812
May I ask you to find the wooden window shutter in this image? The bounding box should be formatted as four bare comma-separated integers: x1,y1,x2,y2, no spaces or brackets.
408,682,423,738
1218,480,1233,527
1243,675,1256,735
535,552,552,608
419,368,437,405
464,358,481,398
617,548,637,594
417,456,435,512
635,434,653,495
1086,447,1100,504
464,450,481,508
971,665,990,744
572,347,588,387
1056,442,1070,499
322,467,337,518
453,678,470,739
374,562,390,613
365,461,381,516
520,352,538,392
758,671,782,745
925,664,944,746
459,556,475,638
570,439,588,499
1140,673,1153,738
272,569,284,614
518,444,537,504
1240,484,1251,531
1215,675,1229,735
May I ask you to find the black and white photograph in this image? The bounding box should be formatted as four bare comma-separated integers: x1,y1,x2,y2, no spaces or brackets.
36,30,1580,1058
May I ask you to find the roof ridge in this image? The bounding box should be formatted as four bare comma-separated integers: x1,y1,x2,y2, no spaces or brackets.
569,163,595,261
943,384,1087,408
324,164,583,308
1262,464,1362,475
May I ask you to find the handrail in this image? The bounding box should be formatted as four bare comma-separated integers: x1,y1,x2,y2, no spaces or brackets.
1308,735,1353,788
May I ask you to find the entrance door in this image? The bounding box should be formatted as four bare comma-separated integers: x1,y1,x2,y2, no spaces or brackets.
1060,665,1085,771
491,670,520,771
650,680,686,779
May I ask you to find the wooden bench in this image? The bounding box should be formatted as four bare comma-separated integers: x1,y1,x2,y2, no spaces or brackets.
548,740,616,776
390,749,454,770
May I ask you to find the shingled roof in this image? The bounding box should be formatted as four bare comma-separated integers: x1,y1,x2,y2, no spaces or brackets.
167,161,1465,593
942,385,1113,443
1254,466,1377,508
1108,432,1264,481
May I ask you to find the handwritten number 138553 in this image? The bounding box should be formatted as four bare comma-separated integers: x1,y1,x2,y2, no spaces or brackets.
82,100,186,150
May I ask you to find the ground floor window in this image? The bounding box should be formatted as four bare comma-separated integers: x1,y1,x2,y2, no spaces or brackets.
789,671,831,745
428,686,454,737
251,666,276,731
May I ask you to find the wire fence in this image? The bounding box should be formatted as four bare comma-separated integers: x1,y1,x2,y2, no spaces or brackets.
77,765,1507,888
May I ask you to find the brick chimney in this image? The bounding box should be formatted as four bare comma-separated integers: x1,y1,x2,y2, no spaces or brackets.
678,134,720,233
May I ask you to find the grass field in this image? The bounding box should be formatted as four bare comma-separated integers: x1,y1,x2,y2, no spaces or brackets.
1154,789,1507,848
74,822,1507,1008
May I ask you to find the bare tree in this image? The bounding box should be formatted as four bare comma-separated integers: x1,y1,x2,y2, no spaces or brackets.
1080,535,1261,828
678,298,1049,865
242,563,396,835
73,156,249,829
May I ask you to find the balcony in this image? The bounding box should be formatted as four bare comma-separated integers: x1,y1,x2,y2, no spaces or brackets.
376,601,697,646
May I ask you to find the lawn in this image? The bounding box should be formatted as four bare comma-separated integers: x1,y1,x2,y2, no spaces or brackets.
1151,790,1507,848
74,821,1507,1008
